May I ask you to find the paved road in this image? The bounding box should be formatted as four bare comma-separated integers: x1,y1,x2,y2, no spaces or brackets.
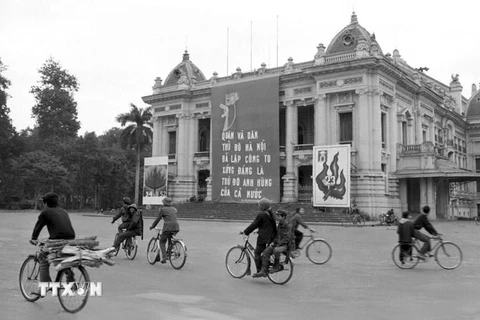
1,211,479,320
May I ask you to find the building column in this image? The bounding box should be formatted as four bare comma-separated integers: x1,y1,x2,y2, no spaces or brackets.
389,97,398,172
282,100,297,202
314,93,327,146
371,89,382,171
173,112,196,201
355,88,371,170
421,177,436,219
152,116,162,157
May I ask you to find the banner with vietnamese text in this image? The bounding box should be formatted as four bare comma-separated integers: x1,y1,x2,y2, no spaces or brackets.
211,76,280,203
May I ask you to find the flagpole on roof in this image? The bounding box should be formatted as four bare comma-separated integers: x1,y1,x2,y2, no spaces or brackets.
276,15,279,67
226,27,229,76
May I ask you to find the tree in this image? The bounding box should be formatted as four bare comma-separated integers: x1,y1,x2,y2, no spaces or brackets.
10,151,69,209
116,103,153,205
30,57,80,140
0,58,24,203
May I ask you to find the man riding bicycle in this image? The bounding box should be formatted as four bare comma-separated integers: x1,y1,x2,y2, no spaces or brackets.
111,197,132,232
253,209,292,278
413,205,439,259
149,197,180,264
30,192,76,283
290,207,315,251
111,204,142,251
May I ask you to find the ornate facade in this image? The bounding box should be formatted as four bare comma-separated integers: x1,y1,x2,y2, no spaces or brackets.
142,13,480,219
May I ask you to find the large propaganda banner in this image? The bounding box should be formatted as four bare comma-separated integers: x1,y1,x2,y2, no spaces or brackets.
142,156,168,205
313,145,350,207
211,76,280,203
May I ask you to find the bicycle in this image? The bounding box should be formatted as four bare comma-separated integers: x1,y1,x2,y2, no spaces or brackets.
19,240,90,313
113,228,138,260
352,213,365,227
146,227,187,269
290,230,332,264
225,233,294,285
475,216,479,225
391,234,462,270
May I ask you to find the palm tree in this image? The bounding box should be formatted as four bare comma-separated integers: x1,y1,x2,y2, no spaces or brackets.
116,103,153,205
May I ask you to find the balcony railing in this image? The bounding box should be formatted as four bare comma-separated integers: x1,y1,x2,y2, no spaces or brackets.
194,151,210,158
294,144,313,151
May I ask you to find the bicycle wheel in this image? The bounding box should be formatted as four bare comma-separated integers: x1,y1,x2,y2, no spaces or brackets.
435,242,462,270
169,240,187,270
56,266,90,314
306,239,332,265
19,256,41,302
225,246,251,278
391,243,420,269
267,254,294,285
146,238,160,265
125,237,137,260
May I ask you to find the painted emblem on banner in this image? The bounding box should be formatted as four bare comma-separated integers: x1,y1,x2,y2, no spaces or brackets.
219,92,238,132
315,151,346,201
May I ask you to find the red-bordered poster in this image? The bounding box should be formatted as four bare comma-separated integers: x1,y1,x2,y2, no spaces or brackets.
313,145,350,207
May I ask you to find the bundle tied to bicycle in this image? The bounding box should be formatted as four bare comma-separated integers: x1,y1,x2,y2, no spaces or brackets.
43,236,116,270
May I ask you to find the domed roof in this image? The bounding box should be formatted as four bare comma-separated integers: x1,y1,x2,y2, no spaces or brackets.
164,50,206,86
324,12,383,56
466,89,480,119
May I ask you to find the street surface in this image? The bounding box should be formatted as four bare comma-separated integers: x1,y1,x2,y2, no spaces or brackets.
1,211,479,320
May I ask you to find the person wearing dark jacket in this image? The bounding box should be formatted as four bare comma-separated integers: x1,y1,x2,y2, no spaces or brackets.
413,206,439,258
111,204,142,251
111,197,132,232
241,198,277,274
290,207,315,249
397,211,415,264
253,209,292,278
31,192,76,282
149,197,180,263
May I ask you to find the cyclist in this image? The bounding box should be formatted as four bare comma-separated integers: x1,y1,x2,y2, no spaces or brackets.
253,209,292,278
290,207,315,251
111,203,142,252
240,198,277,275
30,192,76,283
413,205,439,259
397,211,415,264
111,197,132,232
149,197,180,263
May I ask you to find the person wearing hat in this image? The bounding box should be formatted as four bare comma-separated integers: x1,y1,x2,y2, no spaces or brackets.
149,197,180,263
111,197,133,233
240,198,277,275
112,203,143,251
253,209,292,278
30,192,76,283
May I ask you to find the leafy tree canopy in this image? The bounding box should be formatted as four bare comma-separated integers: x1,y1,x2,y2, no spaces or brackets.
30,57,80,140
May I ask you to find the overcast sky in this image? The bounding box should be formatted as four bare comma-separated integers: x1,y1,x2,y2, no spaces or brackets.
2,0,479,136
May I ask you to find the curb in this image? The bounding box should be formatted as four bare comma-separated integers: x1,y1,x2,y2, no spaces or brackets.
82,214,380,227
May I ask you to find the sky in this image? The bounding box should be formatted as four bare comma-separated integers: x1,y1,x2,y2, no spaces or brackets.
1,0,480,136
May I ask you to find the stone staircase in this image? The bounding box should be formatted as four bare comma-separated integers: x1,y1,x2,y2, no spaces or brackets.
110,202,356,224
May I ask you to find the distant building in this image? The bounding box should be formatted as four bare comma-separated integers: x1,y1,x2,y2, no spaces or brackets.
142,13,480,219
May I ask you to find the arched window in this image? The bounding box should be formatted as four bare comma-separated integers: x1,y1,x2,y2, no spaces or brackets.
298,123,305,145
198,126,210,152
